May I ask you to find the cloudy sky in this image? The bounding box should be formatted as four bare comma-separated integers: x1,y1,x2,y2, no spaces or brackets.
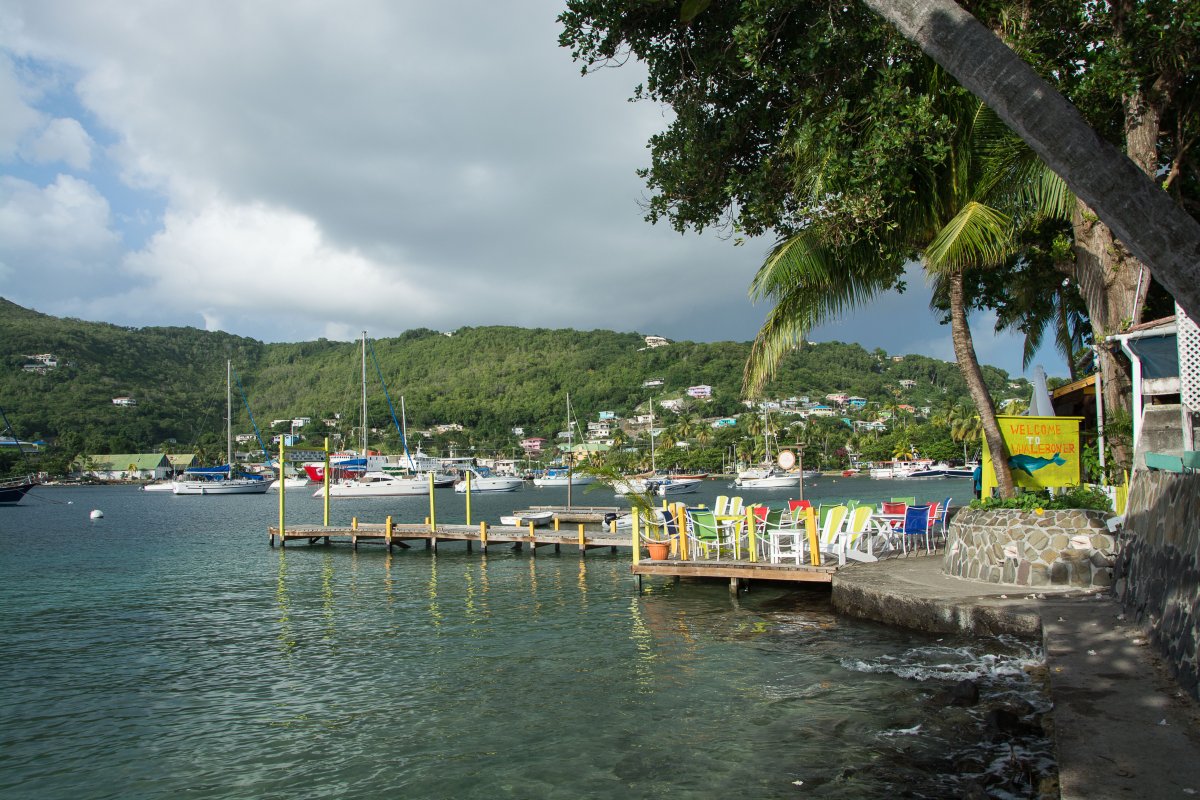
0,0,1065,378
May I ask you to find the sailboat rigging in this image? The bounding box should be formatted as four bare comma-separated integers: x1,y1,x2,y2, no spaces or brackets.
173,361,270,495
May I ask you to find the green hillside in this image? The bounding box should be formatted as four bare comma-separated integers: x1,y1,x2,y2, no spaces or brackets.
0,298,1026,460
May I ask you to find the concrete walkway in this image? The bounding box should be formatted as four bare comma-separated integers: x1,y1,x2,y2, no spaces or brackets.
832,557,1200,799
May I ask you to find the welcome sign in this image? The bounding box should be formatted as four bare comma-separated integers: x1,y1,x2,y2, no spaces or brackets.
981,415,1083,496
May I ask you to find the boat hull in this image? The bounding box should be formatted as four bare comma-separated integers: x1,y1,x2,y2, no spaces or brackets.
734,474,800,489
0,476,37,504
532,474,597,488
454,477,524,493
317,472,428,497
173,479,270,495
499,511,555,527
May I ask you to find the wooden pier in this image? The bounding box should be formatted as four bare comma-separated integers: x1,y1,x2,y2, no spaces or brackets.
266,517,839,588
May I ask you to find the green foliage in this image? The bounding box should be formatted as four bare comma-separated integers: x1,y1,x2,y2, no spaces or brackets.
969,485,1112,512
0,299,1027,471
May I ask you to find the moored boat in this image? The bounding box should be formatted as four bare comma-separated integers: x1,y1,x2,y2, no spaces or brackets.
499,510,555,527
734,467,800,489
0,474,38,504
453,466,524,493
532,466,597,488
317,471,428,497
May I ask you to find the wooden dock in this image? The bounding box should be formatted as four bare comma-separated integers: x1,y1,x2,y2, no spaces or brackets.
266,518,840,588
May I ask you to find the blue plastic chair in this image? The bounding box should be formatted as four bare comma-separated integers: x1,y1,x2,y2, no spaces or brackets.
899,504,931,555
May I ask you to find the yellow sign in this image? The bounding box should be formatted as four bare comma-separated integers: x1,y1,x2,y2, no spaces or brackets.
981,415,1082,496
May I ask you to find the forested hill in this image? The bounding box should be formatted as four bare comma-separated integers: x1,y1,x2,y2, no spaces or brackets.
0,298,1025,455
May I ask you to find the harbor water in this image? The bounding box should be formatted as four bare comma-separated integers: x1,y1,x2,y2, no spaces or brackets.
0,477,1054,798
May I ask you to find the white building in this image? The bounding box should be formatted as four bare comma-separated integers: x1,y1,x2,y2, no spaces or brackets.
644,335,670,348
686,385,713,399
112,396,137,407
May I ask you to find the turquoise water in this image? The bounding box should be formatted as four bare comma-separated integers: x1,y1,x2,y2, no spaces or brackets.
1,480,1051,799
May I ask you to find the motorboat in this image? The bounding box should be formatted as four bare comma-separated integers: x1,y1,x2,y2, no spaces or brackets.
317,471,428,497
269,475,311,490
499,510,555,527
453,466,524,493
649,476,702,496
140,480,178,492
734,467,800,489
868,459,937,479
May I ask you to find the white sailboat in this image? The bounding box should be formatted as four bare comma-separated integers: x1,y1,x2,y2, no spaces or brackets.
320,332,429,498
174,361,270,495
613,398,699,496
734,408,800,489
533,393,596,487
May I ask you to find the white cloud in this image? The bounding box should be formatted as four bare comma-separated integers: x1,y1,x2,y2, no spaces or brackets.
26,117,92,169
0,53,45,159
0,174,121,298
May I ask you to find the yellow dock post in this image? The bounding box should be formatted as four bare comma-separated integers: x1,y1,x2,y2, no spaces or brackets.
479,521,488,553
428,472,436,532
464,470,472,525
385,515,393,549
747,508,757,563
631,507,640,565
578,523,586,554
277,438,286,546
554,517,560,531
322,437,330,527
352,516,358,531
805,506,820,566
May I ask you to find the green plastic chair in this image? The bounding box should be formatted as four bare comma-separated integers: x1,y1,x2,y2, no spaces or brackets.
891,496,916,506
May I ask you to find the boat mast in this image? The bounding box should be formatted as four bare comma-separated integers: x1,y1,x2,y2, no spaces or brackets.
361,331,368,457
566,392,573,509
649,397,656,473
226,359,232,467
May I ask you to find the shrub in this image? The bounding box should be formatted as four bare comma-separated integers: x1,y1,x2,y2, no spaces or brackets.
969,485,1112,512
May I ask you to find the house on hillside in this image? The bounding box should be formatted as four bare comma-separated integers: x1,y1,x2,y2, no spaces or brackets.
643,335,670,348
898,379,918,389
520,437,547,455
686,385,713,399
112,396,137,407
642,378,665,388
79,453,171,481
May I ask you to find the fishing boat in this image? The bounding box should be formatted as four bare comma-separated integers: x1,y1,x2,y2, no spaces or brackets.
453,465,524,493
499,510,555,527
174,361,271,495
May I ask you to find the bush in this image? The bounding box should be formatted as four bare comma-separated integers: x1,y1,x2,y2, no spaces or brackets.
969,485,1112,512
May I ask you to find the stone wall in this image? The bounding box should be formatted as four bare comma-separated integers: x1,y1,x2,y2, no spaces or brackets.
1116,471,1200,698
943,508,1117,587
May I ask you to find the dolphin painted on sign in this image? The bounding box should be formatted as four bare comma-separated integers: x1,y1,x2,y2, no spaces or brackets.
1008,453,1067,476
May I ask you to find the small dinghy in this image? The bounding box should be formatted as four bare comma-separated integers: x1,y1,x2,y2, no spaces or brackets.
499,510,555,527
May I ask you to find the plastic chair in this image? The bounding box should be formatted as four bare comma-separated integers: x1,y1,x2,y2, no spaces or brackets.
898,504,931,555
814,505,851,566
891,496,916,506
685,507,736,560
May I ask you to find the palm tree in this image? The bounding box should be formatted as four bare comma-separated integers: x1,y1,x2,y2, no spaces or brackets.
744,78,1056,497
862,0,1200,323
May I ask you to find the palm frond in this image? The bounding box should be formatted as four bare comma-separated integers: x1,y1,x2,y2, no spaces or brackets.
924,200,1013,272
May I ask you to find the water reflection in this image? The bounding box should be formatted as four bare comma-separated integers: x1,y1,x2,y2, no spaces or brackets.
321,553,335,644
275,549,296,657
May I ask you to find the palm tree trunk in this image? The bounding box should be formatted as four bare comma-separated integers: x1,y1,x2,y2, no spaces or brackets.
861,0,1200,322
947,269,1016,497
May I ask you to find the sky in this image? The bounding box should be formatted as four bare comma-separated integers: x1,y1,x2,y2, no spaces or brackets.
0,1,1066,379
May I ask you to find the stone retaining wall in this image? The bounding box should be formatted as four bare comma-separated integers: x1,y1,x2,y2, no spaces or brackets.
943,508,1117,587
1116,471,1200,698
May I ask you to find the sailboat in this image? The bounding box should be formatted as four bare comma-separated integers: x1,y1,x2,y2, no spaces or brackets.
319,333,428,498
612,398,699,496
0,407,38,505
173,362,270,495
734,408,800,489
533,393,597,487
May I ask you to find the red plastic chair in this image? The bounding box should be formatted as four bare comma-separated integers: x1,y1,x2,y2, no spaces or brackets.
788,499,812,511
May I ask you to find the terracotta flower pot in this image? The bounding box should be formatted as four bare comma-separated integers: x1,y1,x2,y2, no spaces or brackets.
646,541,670,560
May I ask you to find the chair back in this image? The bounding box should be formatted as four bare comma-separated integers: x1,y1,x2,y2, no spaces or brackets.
880,501,907,516
901,505,930,535
713,495,730,516
788,499,812,512
818,502,843,528
752,505,769,524
763,508,784,529
891,496,916,506
845,498,860,510
927,502,941,525
661,507,679,538
846,505,873,541
820,505,849,545
728,496,744,516
688,508,721,540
